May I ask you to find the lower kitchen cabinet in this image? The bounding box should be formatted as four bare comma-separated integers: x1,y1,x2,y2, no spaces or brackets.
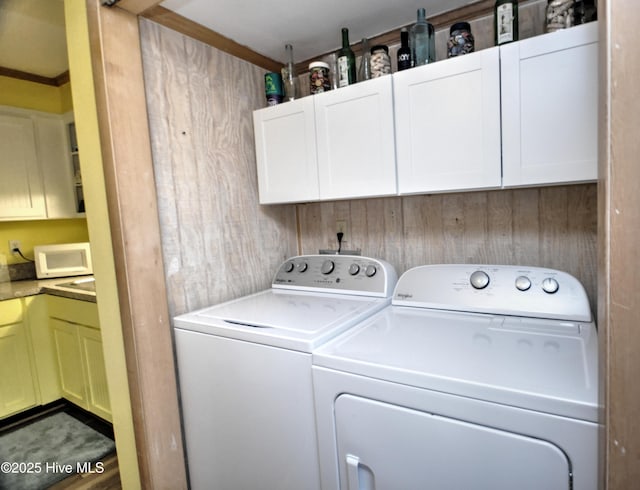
0,299,38,418
48,296,111,421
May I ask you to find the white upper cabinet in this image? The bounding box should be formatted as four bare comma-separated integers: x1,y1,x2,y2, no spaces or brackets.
253,77,396,204
394,47,502,194
37,113,78,218
0,107,81,221
315,76,396,200
501,22,598,187
0,113,46,220
252,23,598,204
253,97,319,204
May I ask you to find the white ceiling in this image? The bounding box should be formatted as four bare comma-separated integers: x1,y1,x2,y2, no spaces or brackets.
0,0,477,78
160,0,477,63
0,0,68,78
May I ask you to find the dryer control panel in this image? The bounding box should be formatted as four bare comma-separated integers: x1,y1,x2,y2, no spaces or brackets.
273,255,397,298
393,264,592,322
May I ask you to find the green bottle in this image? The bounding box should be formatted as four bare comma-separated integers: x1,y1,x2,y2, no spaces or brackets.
494,0,519,45
337,27,356,87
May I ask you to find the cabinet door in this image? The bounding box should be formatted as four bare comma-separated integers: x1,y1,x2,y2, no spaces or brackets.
0,113,46,219
0,323,38,418
36,115,78,218
79,326,111,421
394,47,501,194
253,97,319,204
51,318,87,409
501,22,598,187
315,76,397,200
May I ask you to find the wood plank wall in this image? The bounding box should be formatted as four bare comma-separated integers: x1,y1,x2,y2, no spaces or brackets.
298,185,597,308
139,19,298,317
140,0,597,315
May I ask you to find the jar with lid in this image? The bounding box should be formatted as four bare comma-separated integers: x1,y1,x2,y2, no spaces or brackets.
447,22,475,57
546,0,575,32
370,45,391,78
309,61,331,94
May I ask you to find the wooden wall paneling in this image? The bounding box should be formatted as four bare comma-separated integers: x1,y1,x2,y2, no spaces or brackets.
297,186,597,308
512,188,541,264
84,2,187,488
139,18,298,319
485,190,515,262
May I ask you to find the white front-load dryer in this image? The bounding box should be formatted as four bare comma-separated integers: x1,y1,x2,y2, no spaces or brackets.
173,255,397,490
313,264,599,490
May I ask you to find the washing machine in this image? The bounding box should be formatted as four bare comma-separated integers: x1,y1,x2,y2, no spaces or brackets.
313,264,599,490
173,254,397,490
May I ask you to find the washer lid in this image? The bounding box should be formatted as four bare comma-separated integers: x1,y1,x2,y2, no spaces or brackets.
173,289,390,352
313,306,599,422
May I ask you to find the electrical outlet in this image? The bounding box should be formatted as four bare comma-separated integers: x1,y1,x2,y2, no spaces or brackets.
8,240,21,254
336,220,349,243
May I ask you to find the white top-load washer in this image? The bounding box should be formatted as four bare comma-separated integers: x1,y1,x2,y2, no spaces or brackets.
313,264,599,490
173,255,397,490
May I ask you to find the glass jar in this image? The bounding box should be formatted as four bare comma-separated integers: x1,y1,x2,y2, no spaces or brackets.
573,0,597,25
309,62,331,94
546,0,575,33
370,45,391,78
447,22,475,57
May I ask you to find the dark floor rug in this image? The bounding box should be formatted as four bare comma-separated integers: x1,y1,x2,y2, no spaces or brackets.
0,411,115,490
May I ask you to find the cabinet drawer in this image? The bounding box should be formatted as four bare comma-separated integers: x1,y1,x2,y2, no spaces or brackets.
47,295,99,329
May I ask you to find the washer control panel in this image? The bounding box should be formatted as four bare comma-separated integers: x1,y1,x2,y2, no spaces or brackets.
273,255,397,298
394,264,592,322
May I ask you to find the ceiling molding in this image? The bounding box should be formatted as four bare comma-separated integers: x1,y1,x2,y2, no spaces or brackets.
107,0,162,16
141,6,283,73
0,66,70,87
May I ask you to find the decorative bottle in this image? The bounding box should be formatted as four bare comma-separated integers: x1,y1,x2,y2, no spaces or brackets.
282,44,299,101
337,27,357,87
410,8,435,67
494,0,519,45
358,38,372,82
397,28,412,71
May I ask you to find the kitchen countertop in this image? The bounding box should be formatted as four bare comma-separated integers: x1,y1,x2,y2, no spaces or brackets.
0,277,97,303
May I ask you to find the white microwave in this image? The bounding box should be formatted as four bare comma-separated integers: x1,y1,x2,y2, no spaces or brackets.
34,242,93,279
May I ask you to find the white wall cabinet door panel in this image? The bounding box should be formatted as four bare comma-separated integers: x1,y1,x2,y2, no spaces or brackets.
35,115,78,218
394,47,501,194
315,76,397,200
253,97,319,204
501,22,598,187
0,113,46,220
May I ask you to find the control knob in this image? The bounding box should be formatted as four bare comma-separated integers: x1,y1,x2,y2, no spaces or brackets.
297,262,308,272
321,260,335,275
284,262,295,273
349,264,360,275
515,276,531,291
365,265,377,277
470,270,490,289
542,277,560,294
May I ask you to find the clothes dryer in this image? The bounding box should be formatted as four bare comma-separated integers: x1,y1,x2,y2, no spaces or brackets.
313,264,598,490
173,255,397,490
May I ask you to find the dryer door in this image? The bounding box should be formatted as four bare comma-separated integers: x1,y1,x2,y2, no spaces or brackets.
335,394,571,490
